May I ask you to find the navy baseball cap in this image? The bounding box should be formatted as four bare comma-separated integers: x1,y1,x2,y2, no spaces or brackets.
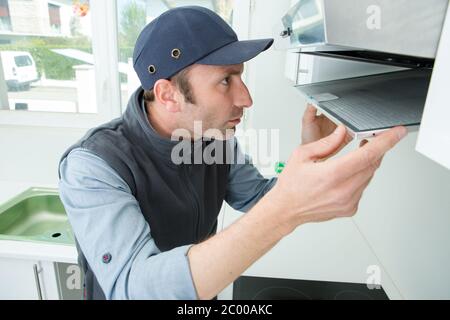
133,6,274,90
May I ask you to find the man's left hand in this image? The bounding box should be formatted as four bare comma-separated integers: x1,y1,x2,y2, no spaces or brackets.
301,103,353,157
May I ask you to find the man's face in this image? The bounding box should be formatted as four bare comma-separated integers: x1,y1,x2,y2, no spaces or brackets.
176,63,253,140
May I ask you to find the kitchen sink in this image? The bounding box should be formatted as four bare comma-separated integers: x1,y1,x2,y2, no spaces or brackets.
0,187,74,245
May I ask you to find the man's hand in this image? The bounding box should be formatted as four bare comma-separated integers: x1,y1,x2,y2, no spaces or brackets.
187,122,406,300
271,124,407,228
301,104,353,158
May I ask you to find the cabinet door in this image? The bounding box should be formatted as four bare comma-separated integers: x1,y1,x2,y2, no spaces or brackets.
0,257,40,299
416,5,450,169
0,258,60,299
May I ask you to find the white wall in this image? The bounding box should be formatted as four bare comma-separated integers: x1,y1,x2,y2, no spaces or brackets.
245,1,304,163
353,132,450,299
242,0,450,299
0,125,87,184
9,0,43,35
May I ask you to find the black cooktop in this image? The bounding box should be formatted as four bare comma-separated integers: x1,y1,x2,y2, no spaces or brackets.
233,276,389,300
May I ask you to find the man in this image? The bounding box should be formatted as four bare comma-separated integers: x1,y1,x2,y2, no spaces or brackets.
58,6,407,300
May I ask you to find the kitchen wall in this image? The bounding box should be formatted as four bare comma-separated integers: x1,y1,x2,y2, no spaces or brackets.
353,132,450,299
244,1,304,163
242,0,450,299
0,125,87,184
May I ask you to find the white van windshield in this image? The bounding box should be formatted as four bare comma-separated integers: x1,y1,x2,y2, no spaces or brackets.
14,55,32,67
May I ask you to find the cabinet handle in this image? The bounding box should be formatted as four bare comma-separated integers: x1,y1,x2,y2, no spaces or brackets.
33,264,43,300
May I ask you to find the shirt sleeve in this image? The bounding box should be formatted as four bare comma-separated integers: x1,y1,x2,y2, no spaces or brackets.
225,138,277,212
58,148,198,300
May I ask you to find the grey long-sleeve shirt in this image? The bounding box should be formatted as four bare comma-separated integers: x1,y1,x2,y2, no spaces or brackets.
59,138,276,300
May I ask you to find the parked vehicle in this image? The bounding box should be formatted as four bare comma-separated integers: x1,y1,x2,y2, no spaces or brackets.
0,51,39,91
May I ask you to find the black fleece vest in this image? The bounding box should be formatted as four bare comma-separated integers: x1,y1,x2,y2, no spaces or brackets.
59,88,230,299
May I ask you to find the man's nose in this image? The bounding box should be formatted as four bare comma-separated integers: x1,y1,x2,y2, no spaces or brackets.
235,81,253,109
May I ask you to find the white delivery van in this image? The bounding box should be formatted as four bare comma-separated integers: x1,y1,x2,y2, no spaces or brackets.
0,51,39,90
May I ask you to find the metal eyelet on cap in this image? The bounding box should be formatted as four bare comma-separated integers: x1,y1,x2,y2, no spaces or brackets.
148,64,156,74
171,48,181,59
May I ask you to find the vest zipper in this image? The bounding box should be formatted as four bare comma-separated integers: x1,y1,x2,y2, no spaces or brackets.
183,165,201,240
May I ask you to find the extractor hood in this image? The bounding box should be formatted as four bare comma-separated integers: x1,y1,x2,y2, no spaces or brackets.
275,0,449,67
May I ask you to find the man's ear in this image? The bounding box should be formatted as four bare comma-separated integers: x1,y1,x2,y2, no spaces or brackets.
153,79,180,113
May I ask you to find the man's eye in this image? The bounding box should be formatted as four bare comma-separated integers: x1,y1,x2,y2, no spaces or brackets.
221,77,230,85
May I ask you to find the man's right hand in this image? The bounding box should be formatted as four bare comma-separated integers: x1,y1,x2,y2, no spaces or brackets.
270,125,407,229
188,125,407,300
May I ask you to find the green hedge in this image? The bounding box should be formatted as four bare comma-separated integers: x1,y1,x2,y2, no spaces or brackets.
0,39,92,80
0,41,134,81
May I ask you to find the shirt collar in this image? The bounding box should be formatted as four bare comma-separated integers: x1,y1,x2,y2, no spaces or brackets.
128,88,205,165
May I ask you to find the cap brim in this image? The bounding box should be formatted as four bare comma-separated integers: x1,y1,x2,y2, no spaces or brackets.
196,38,274,65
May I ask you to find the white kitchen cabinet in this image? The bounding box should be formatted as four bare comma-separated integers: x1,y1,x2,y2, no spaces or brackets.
416,4,450,170
0,257,59,300
0,257,83,300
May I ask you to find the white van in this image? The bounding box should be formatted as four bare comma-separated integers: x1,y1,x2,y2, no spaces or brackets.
0,51,39,90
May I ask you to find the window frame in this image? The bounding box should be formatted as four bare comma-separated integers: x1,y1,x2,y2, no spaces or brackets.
0,0,250,129
48,2,62,31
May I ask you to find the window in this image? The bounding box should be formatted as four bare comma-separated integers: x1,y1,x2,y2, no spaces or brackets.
0,0,247,128
14,55,32,67
48,3,62,33
117,0,236,110
0,0,96,114
0,0,11,31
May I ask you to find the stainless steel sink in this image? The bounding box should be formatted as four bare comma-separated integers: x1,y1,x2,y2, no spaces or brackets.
0,187,74,245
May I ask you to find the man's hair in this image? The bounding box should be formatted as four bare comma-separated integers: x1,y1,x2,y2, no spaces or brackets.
143,66,195,105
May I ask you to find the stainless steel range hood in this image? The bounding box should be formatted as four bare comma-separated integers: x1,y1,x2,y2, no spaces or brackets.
275,0,449,66
278,0,450,139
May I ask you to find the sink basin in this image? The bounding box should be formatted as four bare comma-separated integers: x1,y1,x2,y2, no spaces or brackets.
0,187,74,245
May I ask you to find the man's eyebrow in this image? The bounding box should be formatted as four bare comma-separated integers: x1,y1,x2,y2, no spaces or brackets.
221,66,244,75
